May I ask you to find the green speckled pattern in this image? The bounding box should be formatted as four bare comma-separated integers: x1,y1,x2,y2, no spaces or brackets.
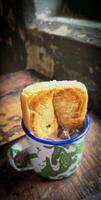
8,136,85,179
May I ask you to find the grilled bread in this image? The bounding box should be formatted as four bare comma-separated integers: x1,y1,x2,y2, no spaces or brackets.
21,80,88,139
53,81,88,129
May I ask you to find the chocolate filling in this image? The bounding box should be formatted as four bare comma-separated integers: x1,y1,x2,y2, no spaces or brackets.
47,126,83,141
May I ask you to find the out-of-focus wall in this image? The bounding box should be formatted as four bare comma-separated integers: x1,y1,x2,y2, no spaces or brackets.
0,0,27,74
0,0,101,115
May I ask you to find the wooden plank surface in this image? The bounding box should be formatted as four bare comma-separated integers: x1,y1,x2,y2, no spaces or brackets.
0,70,48,145
0,70,101,200
0,114,101,200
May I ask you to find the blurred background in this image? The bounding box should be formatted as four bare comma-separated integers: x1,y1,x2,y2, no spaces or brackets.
0,0,101,114
0,2,101,200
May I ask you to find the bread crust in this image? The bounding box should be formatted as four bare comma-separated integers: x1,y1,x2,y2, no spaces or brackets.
53,87,87,129
21,81,58,138
21,80,88,138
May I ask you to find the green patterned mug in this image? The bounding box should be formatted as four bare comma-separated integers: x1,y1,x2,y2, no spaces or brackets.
8,114,90,180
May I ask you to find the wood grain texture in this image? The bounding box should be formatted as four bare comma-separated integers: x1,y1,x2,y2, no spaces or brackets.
0,70,48,145
0,94,23,145
0,70,47,98
0,114,101,200
0,70,101,200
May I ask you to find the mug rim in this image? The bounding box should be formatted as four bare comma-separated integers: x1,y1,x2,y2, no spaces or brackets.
21,114,90,145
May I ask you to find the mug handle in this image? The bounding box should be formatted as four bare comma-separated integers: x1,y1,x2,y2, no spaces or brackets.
7,137,34,171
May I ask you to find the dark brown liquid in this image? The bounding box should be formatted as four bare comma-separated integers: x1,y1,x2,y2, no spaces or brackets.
46,126,82,141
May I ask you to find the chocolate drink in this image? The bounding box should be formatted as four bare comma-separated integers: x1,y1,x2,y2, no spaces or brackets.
46,126,83,141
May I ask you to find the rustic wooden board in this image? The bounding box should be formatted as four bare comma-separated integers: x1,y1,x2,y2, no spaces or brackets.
0,70,101,200
0,70,48,146
0,114,101,200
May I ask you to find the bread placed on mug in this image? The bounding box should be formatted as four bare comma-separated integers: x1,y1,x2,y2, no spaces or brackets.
54,81,88,130
20,80,88,139
20,81,58,138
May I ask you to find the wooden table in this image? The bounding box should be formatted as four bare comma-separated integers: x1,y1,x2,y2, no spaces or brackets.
0,70,101,200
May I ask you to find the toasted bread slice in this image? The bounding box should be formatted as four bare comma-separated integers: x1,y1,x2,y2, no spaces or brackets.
54,81,88,129
21,80,88,138
20,81,58,138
